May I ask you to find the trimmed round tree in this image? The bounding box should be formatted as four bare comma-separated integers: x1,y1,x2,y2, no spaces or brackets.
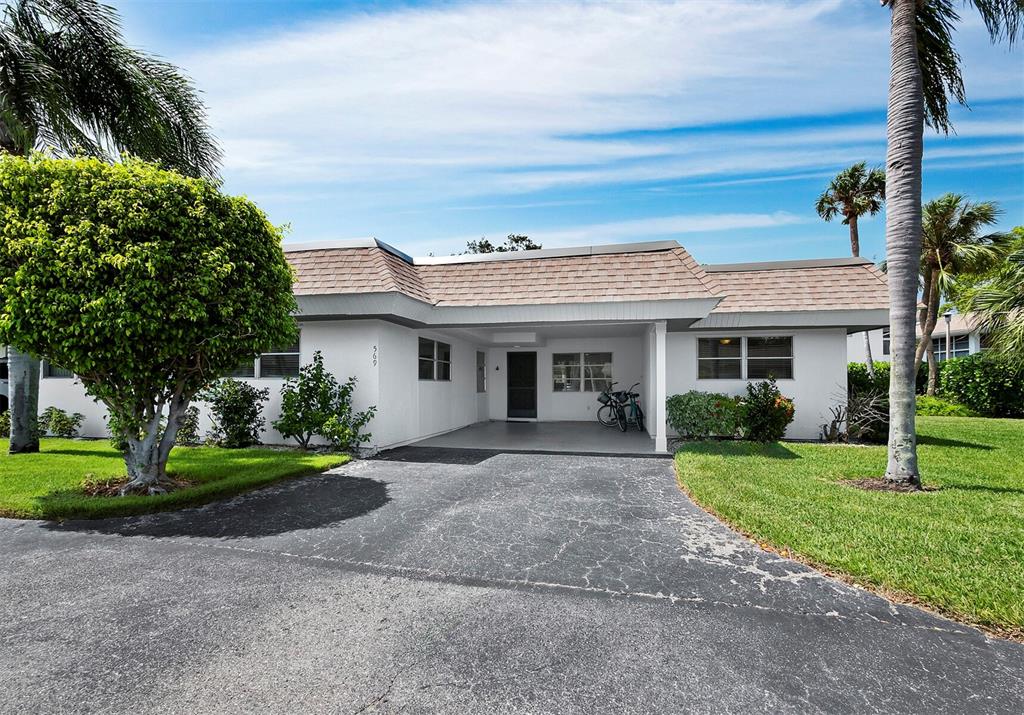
0,155,296,493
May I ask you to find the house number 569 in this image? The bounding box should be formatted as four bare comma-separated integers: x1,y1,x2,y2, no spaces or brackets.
372,345,378,366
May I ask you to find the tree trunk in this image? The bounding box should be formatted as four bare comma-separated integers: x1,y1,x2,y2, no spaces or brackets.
848,216,875,377
883,0,923,487
848,214,861,258
0,129,44,456
926,340,939,395
7,348,40,453
913,268,940,387
119,398,188,495
863,331,876,376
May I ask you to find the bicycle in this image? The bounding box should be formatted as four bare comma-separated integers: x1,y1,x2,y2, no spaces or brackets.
596,382,645,432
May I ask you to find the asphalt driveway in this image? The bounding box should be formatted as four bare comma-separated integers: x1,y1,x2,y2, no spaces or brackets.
0,449,1021,714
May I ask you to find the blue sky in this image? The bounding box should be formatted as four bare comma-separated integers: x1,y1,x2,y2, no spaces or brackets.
118,0,1023,263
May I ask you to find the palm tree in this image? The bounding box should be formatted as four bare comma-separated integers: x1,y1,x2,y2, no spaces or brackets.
880,0,1021,487
0,0,220,453
815,162,886,375
967,227,1024,366
914,194,1004,394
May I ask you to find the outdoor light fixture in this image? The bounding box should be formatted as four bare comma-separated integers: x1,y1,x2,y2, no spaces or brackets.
944,311,953,361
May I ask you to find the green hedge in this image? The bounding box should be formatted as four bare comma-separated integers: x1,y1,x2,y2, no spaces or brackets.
666,391,741,439
848,360,931,395
940,354,1024,418
916,395,978,417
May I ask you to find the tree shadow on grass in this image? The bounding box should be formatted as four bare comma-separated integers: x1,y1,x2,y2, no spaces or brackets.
41,472,390,539
917,435,994,450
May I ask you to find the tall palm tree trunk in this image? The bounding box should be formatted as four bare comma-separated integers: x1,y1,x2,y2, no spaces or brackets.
849,215,876,375
0,128,42,453
883,0,923,486
913,271,941,395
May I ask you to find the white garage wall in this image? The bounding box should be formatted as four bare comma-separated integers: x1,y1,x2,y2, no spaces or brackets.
666,328,848,440
375,322,487,449
487,336,645,423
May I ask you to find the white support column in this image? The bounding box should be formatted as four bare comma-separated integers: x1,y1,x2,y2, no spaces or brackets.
654,320,668,453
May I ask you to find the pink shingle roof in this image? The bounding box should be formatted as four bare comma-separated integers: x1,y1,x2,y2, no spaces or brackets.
286,244,718,306
284,242,889,314
705,261,888,313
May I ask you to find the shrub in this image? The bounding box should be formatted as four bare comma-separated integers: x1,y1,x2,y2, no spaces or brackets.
0,155,296,492
915,395,978,417
201,379,269,448
0,411,9,438
273,352,376,452
739,378,795,442
939,353,1024,417
666,391,741,439
175,406,202,446
846,389,889,443
38,406,84,438
848,361,931,396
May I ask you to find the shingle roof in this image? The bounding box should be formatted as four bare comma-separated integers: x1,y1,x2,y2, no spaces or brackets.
286,243,719,306
284,241,889,315
703,259,889,313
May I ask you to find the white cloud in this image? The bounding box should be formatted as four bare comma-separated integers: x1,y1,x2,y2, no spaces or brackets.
178,0,1021,206
402,210,807,255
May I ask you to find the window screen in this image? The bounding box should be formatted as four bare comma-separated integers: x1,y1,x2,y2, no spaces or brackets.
552,353,581,391
746,337,793,379
583,352,613,392
259,339,300,378
697,338,742,379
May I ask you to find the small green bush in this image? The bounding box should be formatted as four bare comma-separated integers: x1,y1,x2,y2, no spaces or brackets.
38,406,85,438
940,353,1024,417
201,379,269,448
273,351,376,452
666,391,741,439
175,406,202,446
739,378,795,442
915,395,978,417
848,361,931,395
0,411,9,438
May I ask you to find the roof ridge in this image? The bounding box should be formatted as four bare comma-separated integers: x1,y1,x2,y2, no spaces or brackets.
671,246,722,297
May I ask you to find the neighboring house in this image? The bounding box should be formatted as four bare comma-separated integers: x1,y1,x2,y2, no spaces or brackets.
848,313,990,365
38,239,889,451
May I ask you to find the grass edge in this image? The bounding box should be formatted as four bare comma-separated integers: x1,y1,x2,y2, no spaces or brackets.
672,460,1024,644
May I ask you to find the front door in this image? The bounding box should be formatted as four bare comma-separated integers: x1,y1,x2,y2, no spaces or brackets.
507,351,537,419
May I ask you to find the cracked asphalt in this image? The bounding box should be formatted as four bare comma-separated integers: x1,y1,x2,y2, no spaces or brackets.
1,449,1022,714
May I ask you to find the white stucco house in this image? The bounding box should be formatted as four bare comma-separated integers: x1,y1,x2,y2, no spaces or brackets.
848,312,990,365
37,239,889,453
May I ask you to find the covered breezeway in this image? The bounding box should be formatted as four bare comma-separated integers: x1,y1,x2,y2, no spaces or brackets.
411,419,658,455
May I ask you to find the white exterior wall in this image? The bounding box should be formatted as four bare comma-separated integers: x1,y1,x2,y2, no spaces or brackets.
667,328,848,440
38,319,384,446
486,336,645,423
374,322,487,449
847,329,888,364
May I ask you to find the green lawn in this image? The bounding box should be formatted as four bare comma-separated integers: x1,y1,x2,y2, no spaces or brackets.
674,416,1024,637
0,439,351,520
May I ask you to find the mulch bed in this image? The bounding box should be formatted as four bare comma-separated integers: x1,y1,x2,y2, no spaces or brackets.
81,475,195,497
843,478,938,493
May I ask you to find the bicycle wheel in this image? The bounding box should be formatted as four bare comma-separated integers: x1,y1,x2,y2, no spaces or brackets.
616,405,628,432
597,404,617,427
634,404,645,432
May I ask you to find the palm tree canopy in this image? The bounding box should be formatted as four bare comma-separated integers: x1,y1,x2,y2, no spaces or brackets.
921,192,1008,295
912,0,1024,133
0,0,220,178
815,161,886,225
968,228,1024,365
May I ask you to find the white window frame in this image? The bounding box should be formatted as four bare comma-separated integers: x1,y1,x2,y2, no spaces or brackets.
583,352,614,392
231,332,301,379
552,352,582,392
419,338,452,382
696,336,794,381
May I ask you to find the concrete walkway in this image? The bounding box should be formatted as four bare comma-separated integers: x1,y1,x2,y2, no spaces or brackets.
0,452,1021,713
415,419,657,454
